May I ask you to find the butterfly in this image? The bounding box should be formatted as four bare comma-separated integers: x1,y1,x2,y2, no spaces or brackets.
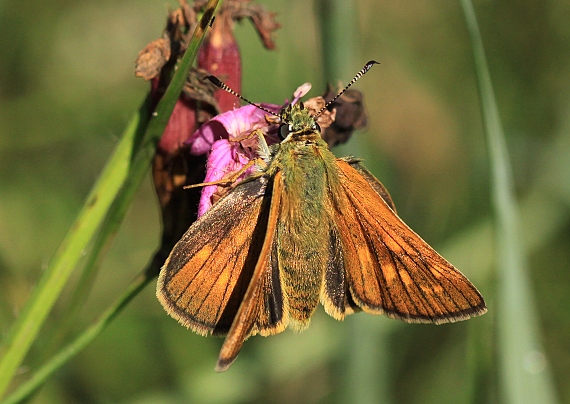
157,61,487,371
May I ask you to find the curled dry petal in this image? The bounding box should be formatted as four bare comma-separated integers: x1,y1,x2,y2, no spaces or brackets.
223,0,280,50
321,87,368,147
248,10,280,50
135,35,171,81
302,96,336,131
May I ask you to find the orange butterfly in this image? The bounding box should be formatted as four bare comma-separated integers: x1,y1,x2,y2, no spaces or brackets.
157,61,487,371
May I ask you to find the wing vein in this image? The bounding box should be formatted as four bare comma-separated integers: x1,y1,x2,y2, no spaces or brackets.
175,226,232,309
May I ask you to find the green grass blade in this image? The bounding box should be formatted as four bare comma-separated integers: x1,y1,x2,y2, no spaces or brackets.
1,269,154,404
0,0,221,398
460,1,559,402
0,95,150,398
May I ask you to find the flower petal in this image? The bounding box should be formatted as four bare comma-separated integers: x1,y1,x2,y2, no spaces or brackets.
187,104,280,155
197,139,255,216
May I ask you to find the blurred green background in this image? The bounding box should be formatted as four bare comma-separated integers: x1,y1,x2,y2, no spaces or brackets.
1,0,569,402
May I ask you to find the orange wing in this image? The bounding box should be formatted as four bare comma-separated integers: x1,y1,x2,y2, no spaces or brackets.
326,160,486,324
348,160,396,212
157,176,285,338
216,172,286,371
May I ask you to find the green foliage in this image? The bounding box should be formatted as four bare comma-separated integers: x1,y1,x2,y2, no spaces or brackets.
0,0,568,403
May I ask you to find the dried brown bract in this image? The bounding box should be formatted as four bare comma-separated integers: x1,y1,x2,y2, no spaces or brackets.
303,96,337,131
322,86,368,147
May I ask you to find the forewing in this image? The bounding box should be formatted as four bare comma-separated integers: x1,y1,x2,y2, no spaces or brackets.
157,176,283,336
331,160,487,324
343,158,396,212
216,171,286,371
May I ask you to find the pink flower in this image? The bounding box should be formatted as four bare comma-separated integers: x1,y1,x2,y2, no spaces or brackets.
189,104,278,216
189,83,312,216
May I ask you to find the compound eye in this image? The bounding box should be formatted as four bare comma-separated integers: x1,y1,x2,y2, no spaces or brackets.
313,122,321,132
278,123,292,139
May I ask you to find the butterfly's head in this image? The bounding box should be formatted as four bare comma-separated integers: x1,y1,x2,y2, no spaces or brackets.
277,103,321,141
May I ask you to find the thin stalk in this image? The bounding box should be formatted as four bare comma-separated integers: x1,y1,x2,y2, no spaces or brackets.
460,1,559,403
0,95,149,398
1,267,155,404
0,0,222,399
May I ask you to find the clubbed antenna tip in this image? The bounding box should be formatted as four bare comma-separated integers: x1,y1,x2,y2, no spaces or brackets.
315,60,380,117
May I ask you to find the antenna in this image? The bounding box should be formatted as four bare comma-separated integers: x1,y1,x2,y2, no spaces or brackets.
314,60,379,118
206,60,378,120
205,76,280,117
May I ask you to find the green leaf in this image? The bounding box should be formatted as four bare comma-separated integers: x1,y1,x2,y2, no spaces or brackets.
460,1,559,403
0,0,222,400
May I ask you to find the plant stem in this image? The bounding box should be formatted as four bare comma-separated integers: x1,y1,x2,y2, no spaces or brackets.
460,1,559,402
0,0,222,399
